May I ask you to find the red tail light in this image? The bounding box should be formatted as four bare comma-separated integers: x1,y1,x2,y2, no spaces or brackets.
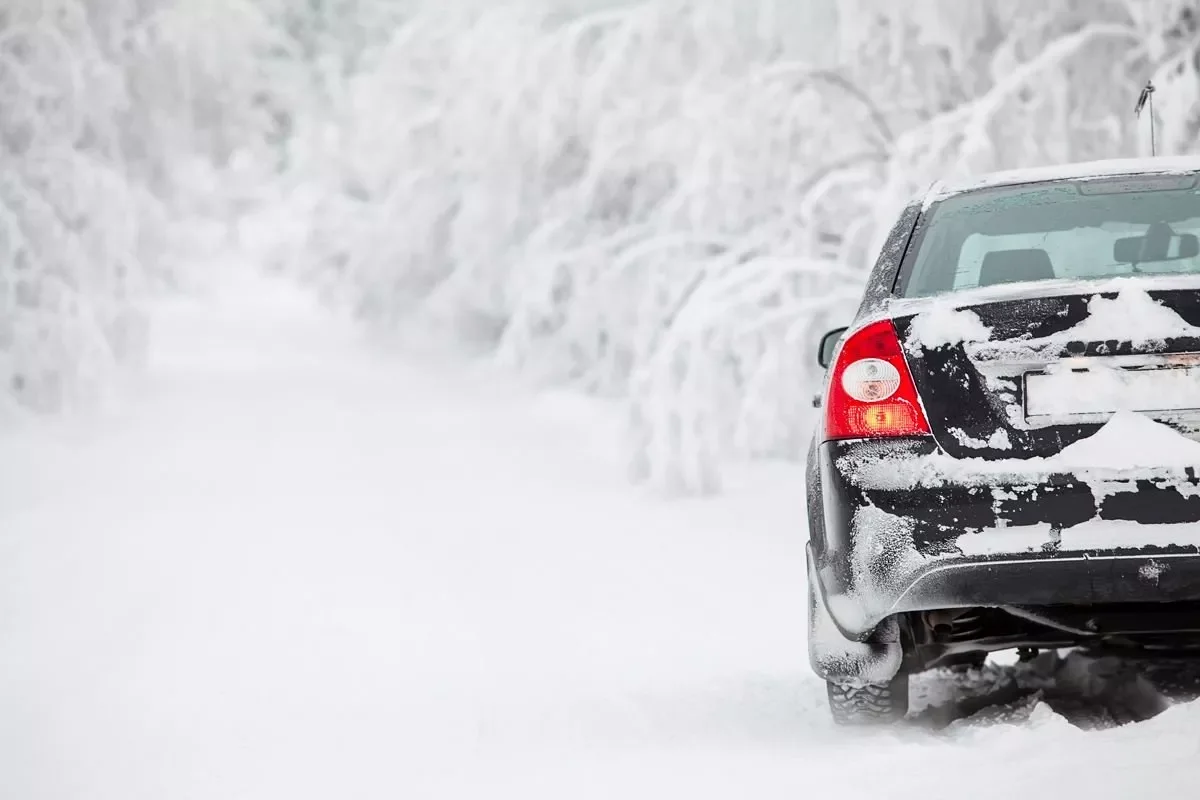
824,320,931,441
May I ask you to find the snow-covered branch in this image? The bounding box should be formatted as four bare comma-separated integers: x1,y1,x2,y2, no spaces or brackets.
15,0,1200,494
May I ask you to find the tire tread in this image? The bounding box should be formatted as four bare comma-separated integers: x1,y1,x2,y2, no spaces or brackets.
827,676,909,725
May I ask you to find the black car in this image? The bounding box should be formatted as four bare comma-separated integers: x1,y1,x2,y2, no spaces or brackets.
806,157,1200,725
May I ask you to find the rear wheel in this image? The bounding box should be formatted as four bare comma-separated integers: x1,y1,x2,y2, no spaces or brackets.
826,674,910,726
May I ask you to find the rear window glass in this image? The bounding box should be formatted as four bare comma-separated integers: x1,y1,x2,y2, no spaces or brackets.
897,174,1200,297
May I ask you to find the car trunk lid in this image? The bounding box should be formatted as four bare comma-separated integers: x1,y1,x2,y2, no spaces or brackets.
891,282,1200,460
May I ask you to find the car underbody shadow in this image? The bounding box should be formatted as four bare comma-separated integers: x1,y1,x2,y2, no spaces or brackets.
906,649,1200,732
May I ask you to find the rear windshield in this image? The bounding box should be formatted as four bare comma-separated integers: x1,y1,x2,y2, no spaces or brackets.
897,173,1200,297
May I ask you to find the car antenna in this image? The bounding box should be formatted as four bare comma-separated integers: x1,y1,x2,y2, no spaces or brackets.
1135,79,1158,156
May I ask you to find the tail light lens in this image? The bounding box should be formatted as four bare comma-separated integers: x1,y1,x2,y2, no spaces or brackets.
824,320,931,441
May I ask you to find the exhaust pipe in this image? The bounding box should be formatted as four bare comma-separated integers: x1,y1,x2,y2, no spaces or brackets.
927,610,962,639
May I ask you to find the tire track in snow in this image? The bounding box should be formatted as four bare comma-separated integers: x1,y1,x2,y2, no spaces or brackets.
1,270,1200,800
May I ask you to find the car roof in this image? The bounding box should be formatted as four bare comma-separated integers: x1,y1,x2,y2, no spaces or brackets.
922,155,1200,207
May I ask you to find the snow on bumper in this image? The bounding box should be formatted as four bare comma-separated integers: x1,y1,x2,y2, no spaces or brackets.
811,438,1200,639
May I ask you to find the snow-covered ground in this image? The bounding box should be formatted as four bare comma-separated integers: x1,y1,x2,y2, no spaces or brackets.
2,269,1200,800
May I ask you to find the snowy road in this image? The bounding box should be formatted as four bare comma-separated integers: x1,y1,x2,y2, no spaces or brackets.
3,272,1200,799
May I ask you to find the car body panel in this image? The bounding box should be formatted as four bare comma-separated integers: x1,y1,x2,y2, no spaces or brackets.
891,286,1200,460
810,437,1200,639
923,155,1200,207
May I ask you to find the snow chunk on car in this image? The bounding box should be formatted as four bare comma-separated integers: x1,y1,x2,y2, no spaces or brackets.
1065,288,1200,343
1052,410,1200,470
958,519,1200,557
951,427,1012,451
904,303,991,354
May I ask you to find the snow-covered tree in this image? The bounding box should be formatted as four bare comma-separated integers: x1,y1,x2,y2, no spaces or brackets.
15,0,1200,493
224,0,1200,492
0,0,153,415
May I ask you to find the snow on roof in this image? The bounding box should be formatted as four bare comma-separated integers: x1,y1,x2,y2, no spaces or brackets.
924,155,1200,206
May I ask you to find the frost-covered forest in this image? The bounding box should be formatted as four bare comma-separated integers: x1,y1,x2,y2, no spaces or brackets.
7,0,1200,492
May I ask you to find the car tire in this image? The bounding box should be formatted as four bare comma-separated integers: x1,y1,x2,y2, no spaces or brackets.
827,674,909,726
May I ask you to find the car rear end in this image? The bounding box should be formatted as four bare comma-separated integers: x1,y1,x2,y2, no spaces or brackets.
810,167,1200,691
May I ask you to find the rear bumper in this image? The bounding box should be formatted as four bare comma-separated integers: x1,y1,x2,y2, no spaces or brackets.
814,543,1200,637
811,438,1200,637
